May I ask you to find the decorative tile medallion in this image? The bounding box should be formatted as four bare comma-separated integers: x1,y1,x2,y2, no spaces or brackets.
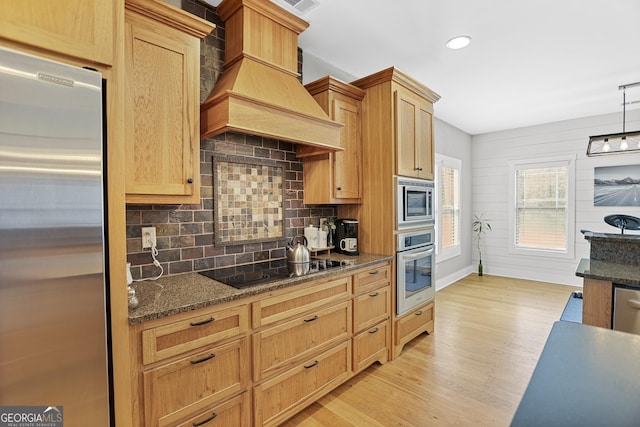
213,156,285,245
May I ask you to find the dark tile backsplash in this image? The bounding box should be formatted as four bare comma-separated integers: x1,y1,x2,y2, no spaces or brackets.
125,0,336,279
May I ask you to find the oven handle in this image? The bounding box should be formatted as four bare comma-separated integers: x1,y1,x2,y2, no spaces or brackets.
399,248,434,261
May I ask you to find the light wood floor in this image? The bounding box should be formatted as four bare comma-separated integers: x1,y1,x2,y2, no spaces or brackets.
281,274,581,427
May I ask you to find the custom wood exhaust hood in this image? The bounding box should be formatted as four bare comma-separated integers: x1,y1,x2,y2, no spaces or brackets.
200,0,343,151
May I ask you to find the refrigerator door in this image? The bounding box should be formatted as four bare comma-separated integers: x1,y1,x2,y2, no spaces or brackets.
0,47,110,425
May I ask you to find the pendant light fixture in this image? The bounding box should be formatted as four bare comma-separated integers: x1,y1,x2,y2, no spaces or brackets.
587,82,640,156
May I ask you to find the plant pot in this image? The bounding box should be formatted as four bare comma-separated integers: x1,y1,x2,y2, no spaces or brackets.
478,261,483,276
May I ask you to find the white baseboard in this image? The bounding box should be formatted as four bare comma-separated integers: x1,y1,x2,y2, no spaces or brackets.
476,265,583,287
436,266,473,291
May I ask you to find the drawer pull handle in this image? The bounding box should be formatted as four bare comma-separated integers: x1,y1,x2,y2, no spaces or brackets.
193,412,218,426
369,292,380,297
190,353,216,365
304,315,319,323
369,327,380,334
190,317,215,326
415,310,423,316
304,360,319,369
369,270,380,275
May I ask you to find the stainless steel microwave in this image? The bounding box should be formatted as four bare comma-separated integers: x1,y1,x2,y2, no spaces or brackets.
396,176,434,229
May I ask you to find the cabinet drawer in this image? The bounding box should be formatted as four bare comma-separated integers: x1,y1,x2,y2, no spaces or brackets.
254,341,351,427
353,320,389,373
142,304,248,364
396,301,434,347
353,285,390,333
353,263,391,294
174,392,251,427
252,275,351,328
253,301,351,382
143,337,250,427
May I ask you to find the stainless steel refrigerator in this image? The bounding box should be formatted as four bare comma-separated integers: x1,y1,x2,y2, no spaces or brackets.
0,47,111,425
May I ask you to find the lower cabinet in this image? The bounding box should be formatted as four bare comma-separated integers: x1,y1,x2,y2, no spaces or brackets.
142,337,249,426
131,260,395,427
394,300,435,358
174,392,252,427
253,341,352,427
353,320,389,373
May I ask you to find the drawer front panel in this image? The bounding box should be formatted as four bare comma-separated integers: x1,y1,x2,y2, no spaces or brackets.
254,341,351,427
143,338,249,427
253,301,351,382
353,285,390,333
396,301,434,345
142,305,248,364
353,320,389,373
252,275,351,328
353,263,391,294
174,392,251,427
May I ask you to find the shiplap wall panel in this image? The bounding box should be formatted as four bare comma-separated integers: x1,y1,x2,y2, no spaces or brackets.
472,110,640,286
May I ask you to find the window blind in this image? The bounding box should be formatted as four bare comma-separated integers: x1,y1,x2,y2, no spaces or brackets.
440,165,459,249
515,166,567,250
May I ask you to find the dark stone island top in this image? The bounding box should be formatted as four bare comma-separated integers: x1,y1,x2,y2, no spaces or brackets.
576,258,640,285
576,231,640,285
128,253,393,325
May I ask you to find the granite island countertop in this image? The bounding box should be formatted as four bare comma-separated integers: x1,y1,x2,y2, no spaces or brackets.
575,258,640,285
128,253,393,324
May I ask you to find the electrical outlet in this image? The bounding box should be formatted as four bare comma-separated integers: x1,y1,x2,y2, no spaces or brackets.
319,217,326,228
141,227,157,249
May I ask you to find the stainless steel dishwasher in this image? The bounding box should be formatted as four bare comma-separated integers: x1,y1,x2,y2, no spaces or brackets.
613,284,640,334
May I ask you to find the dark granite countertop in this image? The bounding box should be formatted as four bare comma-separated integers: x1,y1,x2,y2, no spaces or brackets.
575,258,640,285
511,321,640,426
128,253,393,325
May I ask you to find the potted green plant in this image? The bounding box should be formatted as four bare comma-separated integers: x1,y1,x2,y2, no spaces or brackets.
472,213,492,276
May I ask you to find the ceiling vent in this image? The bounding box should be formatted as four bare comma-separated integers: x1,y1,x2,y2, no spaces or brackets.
271,0,319,14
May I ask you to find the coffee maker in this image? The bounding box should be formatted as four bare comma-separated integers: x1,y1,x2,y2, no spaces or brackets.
334,219,359,255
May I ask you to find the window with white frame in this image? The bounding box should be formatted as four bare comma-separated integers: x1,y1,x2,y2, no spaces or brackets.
435,154,461,262
508,155,575,258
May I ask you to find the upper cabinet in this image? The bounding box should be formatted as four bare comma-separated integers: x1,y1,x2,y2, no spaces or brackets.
299,77,366,204
124,0,214,205
352,67,440,181
0,1,113,66
395,86,435,180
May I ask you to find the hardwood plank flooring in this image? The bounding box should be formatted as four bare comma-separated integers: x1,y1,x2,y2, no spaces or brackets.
280,274,581,426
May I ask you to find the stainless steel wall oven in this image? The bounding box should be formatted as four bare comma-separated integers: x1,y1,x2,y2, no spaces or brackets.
396,228,435,315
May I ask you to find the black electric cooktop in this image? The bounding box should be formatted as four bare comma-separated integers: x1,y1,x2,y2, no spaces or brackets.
199,258,347,289
199,259,290,289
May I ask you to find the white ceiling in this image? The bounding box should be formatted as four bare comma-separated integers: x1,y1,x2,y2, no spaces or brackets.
205,0,640,136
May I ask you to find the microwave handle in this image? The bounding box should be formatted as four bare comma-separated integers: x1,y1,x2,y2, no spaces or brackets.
401,248,434,261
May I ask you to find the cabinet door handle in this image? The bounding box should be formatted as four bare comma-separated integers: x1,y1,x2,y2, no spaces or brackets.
337,186,342,191
304,360,319,369
368,327,380,334
415,167,423,171
190,317,215,326
369,270,380,275
190,353,216,364
193,412,218,426
304,315,319,323
415,310,423,316
369,292,380,297
187,178,194,184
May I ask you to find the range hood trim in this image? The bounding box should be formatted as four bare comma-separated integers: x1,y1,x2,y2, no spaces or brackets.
200,0,343,150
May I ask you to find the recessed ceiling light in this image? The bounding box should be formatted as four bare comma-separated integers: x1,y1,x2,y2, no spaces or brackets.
446,35,472,50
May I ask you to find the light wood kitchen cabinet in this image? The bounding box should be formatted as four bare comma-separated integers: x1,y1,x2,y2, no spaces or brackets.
174,392,251,427
253,301,351,382
352,263,391,372
124,0,214,204
253,341,351,427
0,1,113,66
299,76,366,204
395,86,435,179
131,301,250,427
394,300,434,358
142,338,250,426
